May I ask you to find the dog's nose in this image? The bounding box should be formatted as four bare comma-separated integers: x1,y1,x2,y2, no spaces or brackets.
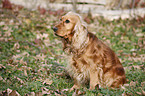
53,27,58,32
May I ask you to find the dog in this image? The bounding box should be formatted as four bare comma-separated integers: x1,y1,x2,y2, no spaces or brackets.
53,12,126,90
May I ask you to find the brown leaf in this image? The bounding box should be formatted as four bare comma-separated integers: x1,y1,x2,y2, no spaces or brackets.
142,89,145,95
41,87,51,95
38,68,46,74
141,81,145,87
24,69,28,76
84,17,91,24
61,89,69,92
132,65,141,69
35,54,46,61
55,73,64,76
121,83,130,90
43,39,50,47
34,39,42,45
14,76,24,84
0,64,6,69
55,92,61,96
130,81,137,87
6,88,12,94
24,19,31,25
41,49,47,54
72,89,79,96
1,88,17,96
38,6,46,15
0,76,3,80
43,78,53,85
25,92,35,96
14,42,20,49
9,90,21,96
2,0,12,9
20,57,27,65
35,92,42,96
136,88,145,95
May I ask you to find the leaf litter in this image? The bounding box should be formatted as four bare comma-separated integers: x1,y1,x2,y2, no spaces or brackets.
0,4,145,96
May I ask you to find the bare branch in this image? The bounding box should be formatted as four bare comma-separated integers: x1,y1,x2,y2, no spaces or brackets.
72,0,77,12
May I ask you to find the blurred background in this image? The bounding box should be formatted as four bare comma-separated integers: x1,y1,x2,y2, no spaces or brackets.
1,0,145,20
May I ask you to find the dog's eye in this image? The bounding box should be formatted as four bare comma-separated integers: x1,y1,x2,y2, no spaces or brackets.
65,20,70,23
60,18,62,21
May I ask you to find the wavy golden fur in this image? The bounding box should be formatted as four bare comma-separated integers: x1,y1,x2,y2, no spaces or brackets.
53,12,126,90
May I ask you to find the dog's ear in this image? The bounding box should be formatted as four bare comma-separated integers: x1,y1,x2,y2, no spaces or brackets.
73,20,87,33
72,18,88,49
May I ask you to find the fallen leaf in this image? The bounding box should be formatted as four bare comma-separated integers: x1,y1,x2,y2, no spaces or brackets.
7,88,12,95
55,73,64,76
24,19,31,25
35,54,46,61
34,39,42,45
2,0,12,9
24,69,28,76
43,39,50,46
0,64,6,69
9,90,21,96
132,65,141,69
43,78,53,85
136,92,142,95
141,81,145,87
142,89,145,95
14,76,24,84
20,57,27,65
136,33,144,37
121,83,130,90
130,81,137,87
55,92,61,96
0,76,3,80
41,87,50,95
37,68,46,74
136,88,145,95
36,33,48,40
61,89,69,92
0,21,5,25
25,92,35,96
72,89,79,96
38,6,46,15
35,92,42,96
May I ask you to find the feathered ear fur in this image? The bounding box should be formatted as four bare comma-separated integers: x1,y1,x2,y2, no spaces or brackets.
71,13,88,49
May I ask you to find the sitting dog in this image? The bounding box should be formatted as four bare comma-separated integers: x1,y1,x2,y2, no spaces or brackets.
53,12,126,90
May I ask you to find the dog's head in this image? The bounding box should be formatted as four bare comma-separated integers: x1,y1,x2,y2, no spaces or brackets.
53,12,87,38
53,12,88,49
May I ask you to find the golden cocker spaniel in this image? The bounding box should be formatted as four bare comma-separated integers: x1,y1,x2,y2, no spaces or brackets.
53,12,126,90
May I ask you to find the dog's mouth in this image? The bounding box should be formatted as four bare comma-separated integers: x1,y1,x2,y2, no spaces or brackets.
54,32,60,37
54,32,64,38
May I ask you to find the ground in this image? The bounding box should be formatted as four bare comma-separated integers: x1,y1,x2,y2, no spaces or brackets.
0,7,145,96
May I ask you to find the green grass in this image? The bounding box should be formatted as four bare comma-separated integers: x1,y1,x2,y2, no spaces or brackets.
0,8,145,95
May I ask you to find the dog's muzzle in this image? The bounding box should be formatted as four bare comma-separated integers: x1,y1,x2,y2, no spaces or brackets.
53,27,58,32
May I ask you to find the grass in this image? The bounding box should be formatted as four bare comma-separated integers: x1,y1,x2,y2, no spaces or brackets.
0,8,145,95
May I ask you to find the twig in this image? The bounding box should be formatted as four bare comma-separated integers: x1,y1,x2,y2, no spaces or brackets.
116,0,123,9
0,8,22,25
72,0,77,12
130,0,136,17
132,0,136,9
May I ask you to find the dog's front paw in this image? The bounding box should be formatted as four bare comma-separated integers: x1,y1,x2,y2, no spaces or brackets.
89,84,100,90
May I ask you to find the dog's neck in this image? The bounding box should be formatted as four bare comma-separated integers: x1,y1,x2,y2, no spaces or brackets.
72,29,88,49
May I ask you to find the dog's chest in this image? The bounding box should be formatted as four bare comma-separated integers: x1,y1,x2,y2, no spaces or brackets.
68,54,104,84
66,55,91,83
